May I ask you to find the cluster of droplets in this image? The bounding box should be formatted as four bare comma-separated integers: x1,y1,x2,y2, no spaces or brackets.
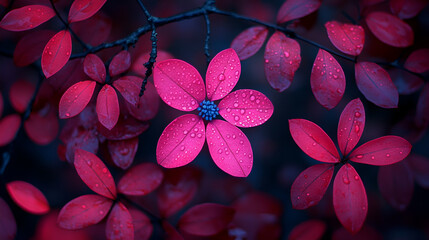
198,100,219,121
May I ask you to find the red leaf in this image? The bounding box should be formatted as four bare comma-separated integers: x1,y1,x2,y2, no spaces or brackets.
378,161,413,210
129,209,153,240
131,50,174,76
24,105,59,145
14,30,56,67
310,49,346,109
157,167,202,218
0,197,17,240
154,59,205,111
205,48,241,101
0,114,21,147
108,138,138,170
415,83,429,127
337,98,365,156
390,0,428,19
97,114,149,140
407,154,429,188
390,68,424,95
178,203,235,236
206,120,253,177
68,0,107,23
365,11,414,47
64,128,99,163
126,81,160,121
0,5,55,31
96,84,120,130
58,194,113,230
113,76,142,106
349,136,412,165
291,164,334,209
59,80,96,119
333,164,367,234
106,202,134,240
218,89,274,128
325,21,365,56
84,54,106,83
264,31,301,92
33,211,90,240
157,114,205,168
74,149,117,199
118,162,164,196
289,119,340,163
42,30,72,78
230,26,268,60
288,220,326,240
276,0,321,23
109,50,131,77
6,181,50,214
9,79,35,113
71,12,111,46
404,48,429,74
355,62,398,108
163,221,184,240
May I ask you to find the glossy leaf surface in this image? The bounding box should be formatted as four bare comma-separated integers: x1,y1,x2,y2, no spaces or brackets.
118,163,163,196
337,98,365,156
96,84,120,130
126,81,160,121
230,26,268,60
325,21,364,56
42,30,72,78
6,181,50,214
84,54,106,83
0,5,55,31
109,50,131,77
68,0,107,23
277,0,322,23
129,209,153,240
106,202,134,240
59,81,96,119
113,76,142,106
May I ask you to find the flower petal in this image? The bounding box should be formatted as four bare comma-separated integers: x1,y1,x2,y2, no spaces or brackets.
154,59,205,111
157,114,205,168
206,48,241,101
206,120,253,177
219,89,273,128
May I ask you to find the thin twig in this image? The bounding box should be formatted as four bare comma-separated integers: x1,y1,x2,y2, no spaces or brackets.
203,12,211,65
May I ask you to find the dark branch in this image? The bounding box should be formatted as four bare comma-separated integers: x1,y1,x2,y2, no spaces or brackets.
203,12,211,65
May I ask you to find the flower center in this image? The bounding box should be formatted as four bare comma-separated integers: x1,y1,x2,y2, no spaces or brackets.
198,100,219,121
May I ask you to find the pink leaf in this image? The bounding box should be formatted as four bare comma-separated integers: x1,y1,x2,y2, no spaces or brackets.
9,79,35,113
74,149,117,199
157,167,202,218
129,209,153,240
206,120,253,177
33,211,91,240
118,162,164,196
218,89,274,128
277,0,321,23
59,81,96,119
378,161,413,210
106,202,134,240
333,164,367,234
156,114,205,168
113,76,142,106
355,62,398,108
6,181,50,214
97,114,149,140
230,26,268,60
349,136,412,165
42,30,72,78
415,83,429,127
337,98,365,156
126,81,160,121
0,5,55,31
407,154,429,188
288,220,326,240
84,54,106,83
14,30,56,67
109,50,131,77
96,84,120,130
0,114,21,147
325,21,365,56
68,0,107,23
154,59,205,111
108,138,138,170
58,194,113,230
264,31,301,92
404,48,429,74
71,12,111,46
291,164,334,209
365,11,414,47
390,0,428,19
289,119,340,163
311,49,346,109
0,197,16,240
205,48,241,101
178,203,235,236
24,105,59,145
390,68,424,95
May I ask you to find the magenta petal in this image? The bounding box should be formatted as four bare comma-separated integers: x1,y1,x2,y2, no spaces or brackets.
154,59,205,111
206,120,253,177
206,49,241,101
218,89,273,128
157,114,205,168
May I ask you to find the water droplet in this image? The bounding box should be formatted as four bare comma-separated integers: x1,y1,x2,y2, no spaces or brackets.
250,95,255,101
218,73,225,81
284,51,290,57
102,168,108,173
81,205,86,209
233,103,239,108
356,154,363,159
183,130,188,135
386,154,390,157
190,133,196,138
180,145,185,151
343,177,350,184
354,125,360,132
355,112,361,117
99,210,104,215
354,175,359,180
218,149,223,154
240,109,245,115
303,174,308,179
234,116,240,121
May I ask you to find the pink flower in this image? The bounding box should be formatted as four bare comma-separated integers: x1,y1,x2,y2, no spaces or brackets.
153,49,274,177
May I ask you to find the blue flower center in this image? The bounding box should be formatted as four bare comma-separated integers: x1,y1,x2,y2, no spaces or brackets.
198,100,219,121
